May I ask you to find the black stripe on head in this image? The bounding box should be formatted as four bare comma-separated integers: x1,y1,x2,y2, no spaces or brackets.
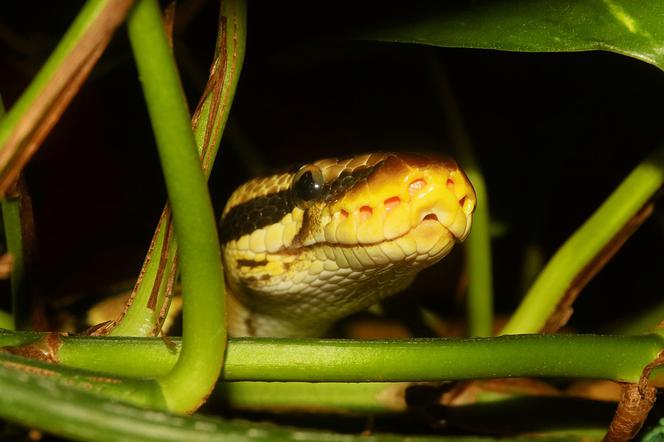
219,161,384,245
324,164,377,203
219,190,294,244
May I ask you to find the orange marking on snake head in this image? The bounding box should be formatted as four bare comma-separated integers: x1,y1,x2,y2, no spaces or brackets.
384,196,401,211
359,205,373,221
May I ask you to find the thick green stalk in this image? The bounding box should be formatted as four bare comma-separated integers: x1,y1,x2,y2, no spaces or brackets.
126,0,225,412
502,147,664,334
111,0,246,337
34,333,664,383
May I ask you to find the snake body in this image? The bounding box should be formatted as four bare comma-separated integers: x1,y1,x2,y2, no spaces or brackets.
220,152,476,337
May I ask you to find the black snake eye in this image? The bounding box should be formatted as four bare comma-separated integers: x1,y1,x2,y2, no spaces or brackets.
292,165,325,208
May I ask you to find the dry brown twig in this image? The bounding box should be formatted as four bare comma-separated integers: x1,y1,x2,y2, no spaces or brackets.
603,351,663,442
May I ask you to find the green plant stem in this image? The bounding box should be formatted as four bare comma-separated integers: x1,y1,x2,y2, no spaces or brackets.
435,62,493,336
6,333,655,383
0,97,15,331
191,0,246,167
217,381,408,413
0,177,33,331
1,198,20,330
126,0,225,413
111,0,246,337
502,147,664,334
463,171,493,336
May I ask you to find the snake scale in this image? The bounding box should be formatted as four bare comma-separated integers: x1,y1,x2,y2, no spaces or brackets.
219,152,476,337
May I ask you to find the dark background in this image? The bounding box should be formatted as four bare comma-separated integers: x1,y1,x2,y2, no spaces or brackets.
0,1,662,334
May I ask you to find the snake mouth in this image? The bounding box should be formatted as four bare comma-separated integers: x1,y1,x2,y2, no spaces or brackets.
417,203,473,242
422,213,439,222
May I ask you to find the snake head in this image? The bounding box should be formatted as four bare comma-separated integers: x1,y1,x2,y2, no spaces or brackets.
220,151,477,337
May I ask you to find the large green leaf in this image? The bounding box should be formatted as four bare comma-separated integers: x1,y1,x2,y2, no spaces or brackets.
361,0,664,69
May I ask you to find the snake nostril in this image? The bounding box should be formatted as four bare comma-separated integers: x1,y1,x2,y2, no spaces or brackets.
384,196,400,211
459,196,467,207
359,205,373,221
340,209,349,219
408,179,427,196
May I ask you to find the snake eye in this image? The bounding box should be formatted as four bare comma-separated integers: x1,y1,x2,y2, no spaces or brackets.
292,165,325,208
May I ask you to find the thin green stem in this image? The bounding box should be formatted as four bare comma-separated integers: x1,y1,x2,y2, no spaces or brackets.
1,198,21,330
24,333,662,383
0,179,33,330
0,97,15,331
126,0,225,412
502,147,664,335
434,61,493,336
191,0,246,169
109,218,175,337
463,171,493,336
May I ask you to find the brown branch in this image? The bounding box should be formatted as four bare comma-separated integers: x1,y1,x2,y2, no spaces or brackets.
163,1,177,49
603,351,663,442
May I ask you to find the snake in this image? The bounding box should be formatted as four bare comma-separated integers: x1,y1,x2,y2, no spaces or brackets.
219,152,476,337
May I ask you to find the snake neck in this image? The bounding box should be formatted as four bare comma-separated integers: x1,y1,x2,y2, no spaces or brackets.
226,290,330,337
225,270,417,337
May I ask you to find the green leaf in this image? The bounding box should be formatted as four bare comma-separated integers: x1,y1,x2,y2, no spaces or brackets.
361,0,664,70
642,418,664,442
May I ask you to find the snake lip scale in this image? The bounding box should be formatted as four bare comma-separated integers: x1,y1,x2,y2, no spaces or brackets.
220,152,477,337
